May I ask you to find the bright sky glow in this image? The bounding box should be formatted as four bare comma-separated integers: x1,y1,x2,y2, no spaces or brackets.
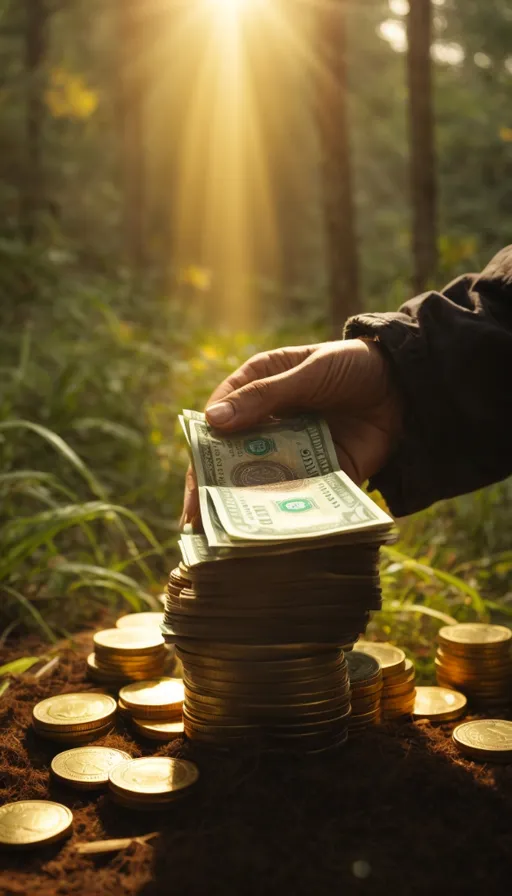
207,0,253,8
388,0,409,16
378,19,407,53
431,41,464,65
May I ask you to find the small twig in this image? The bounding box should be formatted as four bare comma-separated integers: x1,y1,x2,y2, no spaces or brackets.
31,655,60,680
75,832,159,855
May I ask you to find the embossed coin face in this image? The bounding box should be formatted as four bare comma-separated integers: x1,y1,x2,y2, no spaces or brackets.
109,757,199,798
453,720,512,761
413,686,467,721
119,678,184,711
116,613,164,630
346,651,381,684
51,747,131,788
33,693,117,731
94,628,164,653
356,641,406,675
438,624,512,647
0,801,73,847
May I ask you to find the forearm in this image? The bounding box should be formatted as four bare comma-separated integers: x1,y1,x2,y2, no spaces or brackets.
344,247,512,516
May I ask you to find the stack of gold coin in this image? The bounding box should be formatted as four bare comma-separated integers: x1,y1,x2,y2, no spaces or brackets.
164,549,386,752
413,686,467,722
32,693,117,743
87,628,167,686
346,651,382,733
357,641,416,719
51,746,131,790
118,677,185,740
108,756,199,809
0,801,73,848
176,640,352,752
435,623,512,710
452,719,512,762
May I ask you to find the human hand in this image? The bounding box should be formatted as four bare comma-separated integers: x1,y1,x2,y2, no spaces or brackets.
181,338,403,526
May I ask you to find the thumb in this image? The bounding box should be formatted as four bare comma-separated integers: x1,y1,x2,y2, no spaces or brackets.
205,361,316,430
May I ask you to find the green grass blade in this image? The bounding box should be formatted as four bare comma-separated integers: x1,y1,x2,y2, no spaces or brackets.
0,420,106,498
382,546,487,616
384,601,458,626
0,656,41,676
2,585,57,643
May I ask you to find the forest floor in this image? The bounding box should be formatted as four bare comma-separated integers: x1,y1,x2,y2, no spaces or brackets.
1,633,512,896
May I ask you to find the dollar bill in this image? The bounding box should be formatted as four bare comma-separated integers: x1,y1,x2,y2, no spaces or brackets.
183,409,341,549
184,409,340,487
206,470,392,544
178,409,393,556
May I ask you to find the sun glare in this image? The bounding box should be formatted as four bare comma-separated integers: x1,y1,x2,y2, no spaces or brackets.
208,0,252,8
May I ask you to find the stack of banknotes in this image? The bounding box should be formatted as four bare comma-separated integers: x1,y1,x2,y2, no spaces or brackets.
163,410,394,751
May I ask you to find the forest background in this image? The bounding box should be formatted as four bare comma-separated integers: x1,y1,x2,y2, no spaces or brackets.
1,0,511,677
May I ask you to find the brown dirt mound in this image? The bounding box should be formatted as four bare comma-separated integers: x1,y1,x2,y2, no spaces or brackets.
1,634,512,896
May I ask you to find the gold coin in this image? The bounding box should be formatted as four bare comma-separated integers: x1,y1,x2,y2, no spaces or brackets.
33,693,116,732
132,718,184,740
356,641,406,677
436,646,511,667
346,651,381,685
36,720,115,744
119,678,184,715
86,654,126,681
51,747,131,789
452,719,512,761
438,624,512,649
0,801,72,847
412,686,467,721
381,658,415,687
93,628,164,655
116,612,164,629
108,756,199,799
383,677,416,698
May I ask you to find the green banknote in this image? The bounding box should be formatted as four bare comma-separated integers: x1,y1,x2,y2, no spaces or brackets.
206,470,392,544
183,409,340,487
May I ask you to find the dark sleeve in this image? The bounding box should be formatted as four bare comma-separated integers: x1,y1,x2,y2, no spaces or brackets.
344,246,512,517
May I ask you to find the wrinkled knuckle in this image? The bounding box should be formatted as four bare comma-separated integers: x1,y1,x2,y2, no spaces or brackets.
246,379,270,403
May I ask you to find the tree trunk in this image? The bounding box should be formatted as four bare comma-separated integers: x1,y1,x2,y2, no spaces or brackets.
314,0,360,337
117,0,147,269
407,0,437,293
22,0,46,242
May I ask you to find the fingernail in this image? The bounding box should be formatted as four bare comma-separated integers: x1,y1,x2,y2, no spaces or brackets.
206,401,235,425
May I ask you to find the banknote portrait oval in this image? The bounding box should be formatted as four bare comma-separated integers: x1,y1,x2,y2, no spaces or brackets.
231,460,296,486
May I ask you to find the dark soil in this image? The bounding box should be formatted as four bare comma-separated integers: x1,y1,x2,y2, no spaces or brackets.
1,633,512,896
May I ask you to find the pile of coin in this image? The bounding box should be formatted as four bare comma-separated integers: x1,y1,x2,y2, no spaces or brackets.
117,677,185,740
32,693,117,744
107,756,199,809
346,650,382,733
413,686,467,722
164,410,395,752
435,623,512,710
452,719,512,763
87,627,167,686
0,801,73,848
51,746,131,790
174,637,352,751
164,546,390,752
357,641,416,720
